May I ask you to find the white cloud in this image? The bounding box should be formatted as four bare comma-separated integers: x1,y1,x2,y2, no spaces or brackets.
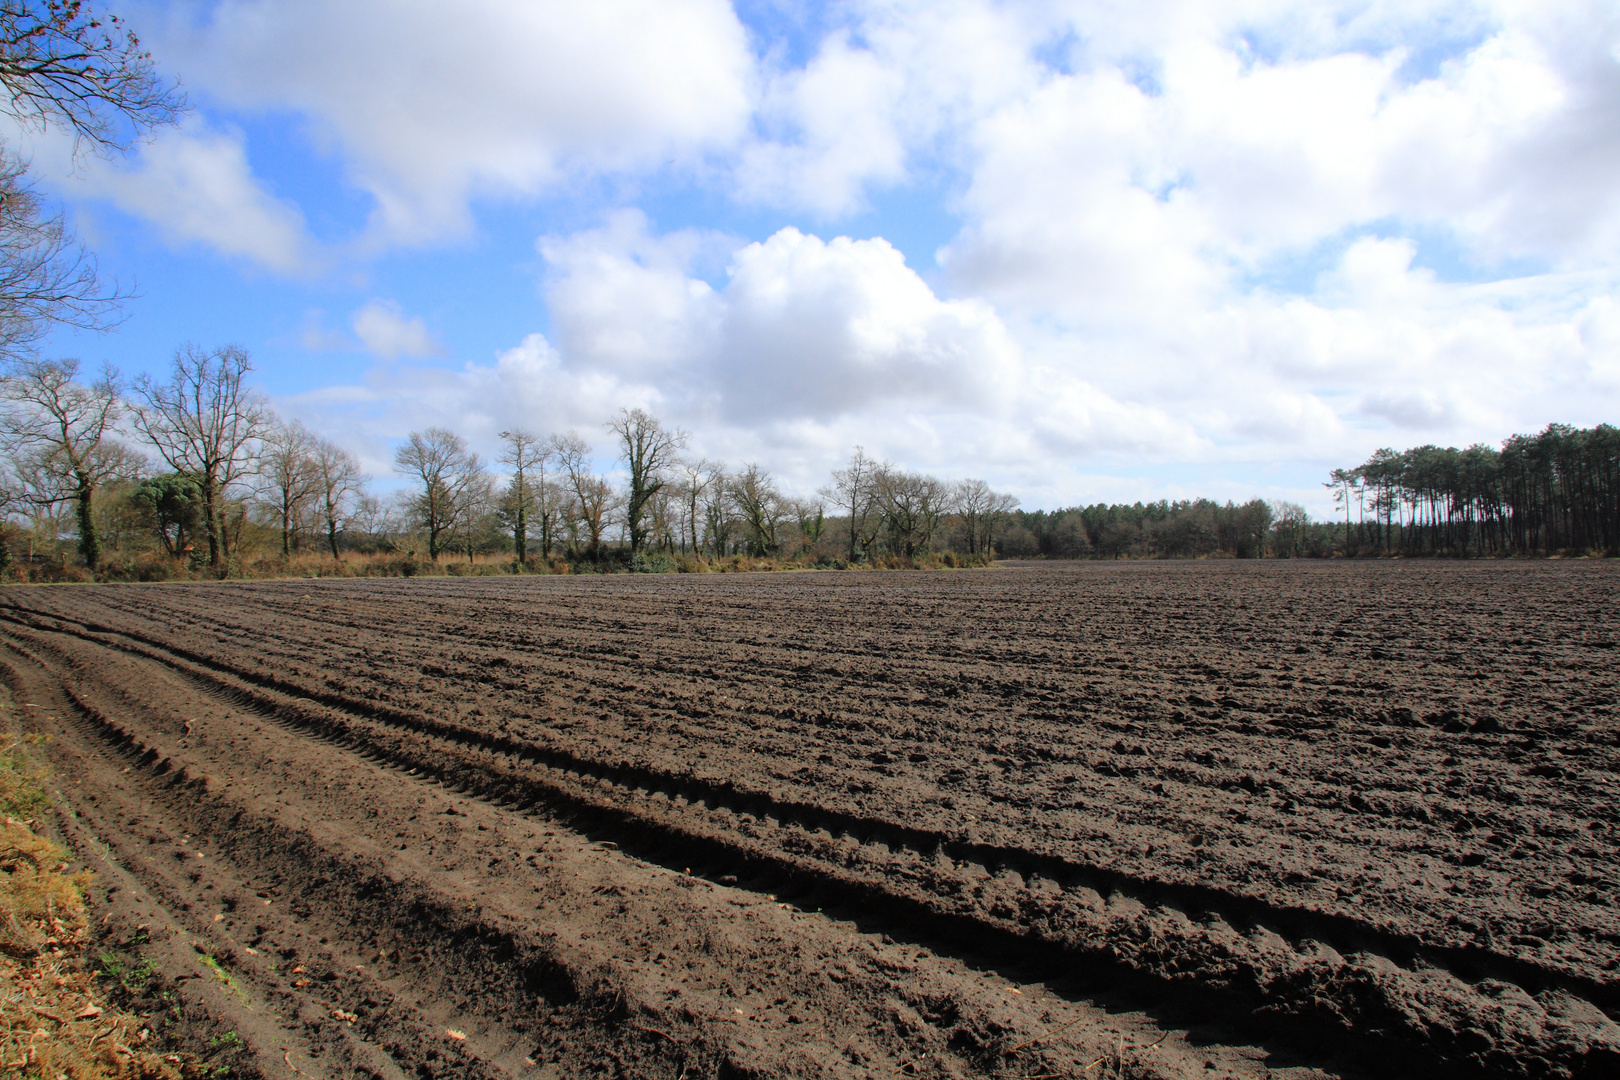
350,301,446,360
287,192,1620,514
537,213,1031,426
294,215,1199,501
148,0,754,244
538,211,728,383
713,227,1024,421
939,4,1620,328
23,121,312,273
276,332,659,483
735,32,910,215
91,0,1620,511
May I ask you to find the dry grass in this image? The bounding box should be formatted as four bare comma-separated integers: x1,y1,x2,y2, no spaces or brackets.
0,724,210,1079
60,546,999,584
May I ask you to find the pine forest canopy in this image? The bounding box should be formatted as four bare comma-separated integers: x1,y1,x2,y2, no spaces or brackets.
1327,424,1620,557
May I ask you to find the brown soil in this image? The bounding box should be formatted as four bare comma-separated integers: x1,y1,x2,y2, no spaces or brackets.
0,561,1615,1079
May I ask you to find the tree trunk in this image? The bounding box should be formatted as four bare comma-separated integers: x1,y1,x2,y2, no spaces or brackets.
74,473,98,570
327,502,341,560
201,477,222,567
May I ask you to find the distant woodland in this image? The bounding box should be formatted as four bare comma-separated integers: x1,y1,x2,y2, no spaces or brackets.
0,345,1613,582
1325,424,1620,557
1009,423,1620,562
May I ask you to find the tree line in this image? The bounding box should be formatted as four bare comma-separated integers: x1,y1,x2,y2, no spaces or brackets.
385,418,1022,571
995,498,1303,560
1326,424,1620,556
985,422,1620,562
0,345,1034,576
2,346,1612,577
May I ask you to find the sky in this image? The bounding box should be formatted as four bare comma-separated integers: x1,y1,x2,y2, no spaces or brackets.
13,0,1620,515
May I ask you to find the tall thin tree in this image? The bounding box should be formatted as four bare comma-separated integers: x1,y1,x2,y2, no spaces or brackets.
552,430,611,558
609,408,687,556
131,344,267,570
498,428,550,564
257,417,321,558
394,427,476,562
312,436,365,561
823,447,877,563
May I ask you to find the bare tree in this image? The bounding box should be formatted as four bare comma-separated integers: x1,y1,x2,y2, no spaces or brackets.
0,2,185,361
456,469,499,565
2,454,64,553
532,475,566,559
348,492,384,550
1269,500,1310,559
822,446,877,563
0,2,184,151
643,483,678,554
872,467,948,560
729,463,785,557
257,418,321,558
394,427,478,562
700,466,733,555
609,407,687,555
312,436,365,561
954,478,1019,557
131,344,268,570
954,478,991,557
552,430,612,558
0,356,136,568
676,457,716,554
498,428,550,563
0,159,122,363
574,475,614,558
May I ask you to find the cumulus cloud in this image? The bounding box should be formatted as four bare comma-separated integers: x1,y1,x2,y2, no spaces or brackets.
735,32,910,216
890,0,1620,478
278,332,644,480
296,214,1195,501
146,0,754,244
538,213,1029,425
80,0,1620,510
941,3,1620,322
714,227,1024,421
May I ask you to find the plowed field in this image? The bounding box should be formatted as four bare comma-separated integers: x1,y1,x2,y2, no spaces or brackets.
1,561,1616,1079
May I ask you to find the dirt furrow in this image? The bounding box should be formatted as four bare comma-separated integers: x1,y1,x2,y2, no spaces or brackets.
2,588,1616,1077
37,569,1616,991
0,603,1300,1080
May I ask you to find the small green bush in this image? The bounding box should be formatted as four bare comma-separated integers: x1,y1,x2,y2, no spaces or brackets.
631,551,676,574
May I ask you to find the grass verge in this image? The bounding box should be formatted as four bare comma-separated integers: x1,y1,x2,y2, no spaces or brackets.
0,723,238,1078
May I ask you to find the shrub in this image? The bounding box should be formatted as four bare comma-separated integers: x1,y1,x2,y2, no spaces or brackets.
631,551,676,574
135,557,176,582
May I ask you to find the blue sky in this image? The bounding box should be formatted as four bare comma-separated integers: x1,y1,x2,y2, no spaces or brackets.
19,0,1620,513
